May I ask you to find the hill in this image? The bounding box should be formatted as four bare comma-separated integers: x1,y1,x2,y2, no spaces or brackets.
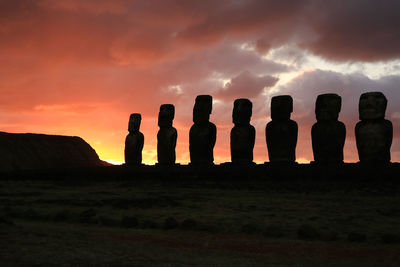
0,132,107,172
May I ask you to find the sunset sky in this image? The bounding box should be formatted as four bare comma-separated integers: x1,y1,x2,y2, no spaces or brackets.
1,0,399,164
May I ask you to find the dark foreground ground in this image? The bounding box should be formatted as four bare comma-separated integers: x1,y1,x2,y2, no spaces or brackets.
1,164,400,266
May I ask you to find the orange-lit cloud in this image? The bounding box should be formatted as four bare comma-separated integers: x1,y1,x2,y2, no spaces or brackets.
0,0,399,164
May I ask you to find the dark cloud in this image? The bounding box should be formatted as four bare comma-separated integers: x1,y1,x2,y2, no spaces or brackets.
302,0,400,61
174,0,400,61
2,0,400,65
177,0,306,45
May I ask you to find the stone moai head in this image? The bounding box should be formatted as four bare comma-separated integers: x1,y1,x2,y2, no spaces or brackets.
315,93,341,121
158,104,175,128
271,95,293,121
128,113,141,133
359,92,387,120
233,98,252,126
193,95,212,124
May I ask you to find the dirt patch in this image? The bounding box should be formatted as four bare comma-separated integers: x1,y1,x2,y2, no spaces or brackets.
93,231,400,263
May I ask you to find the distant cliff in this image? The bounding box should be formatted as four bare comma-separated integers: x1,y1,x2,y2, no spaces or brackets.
0,132,108,172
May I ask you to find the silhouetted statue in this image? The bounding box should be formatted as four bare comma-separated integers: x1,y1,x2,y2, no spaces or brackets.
157,104,177,165
311,94,346,164
355,92,393,163
266,95,298,163
125,113,144,165
189,95,217,165
231,99,255,164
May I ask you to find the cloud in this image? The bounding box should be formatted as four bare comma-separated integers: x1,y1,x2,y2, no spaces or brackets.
215,71,278,100
39,0,129,14
268,45,309,69
302,0,400,61
176,0,400,62
2,0,400,67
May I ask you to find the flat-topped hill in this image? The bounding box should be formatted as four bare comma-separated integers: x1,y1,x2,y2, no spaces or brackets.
0,132,107,172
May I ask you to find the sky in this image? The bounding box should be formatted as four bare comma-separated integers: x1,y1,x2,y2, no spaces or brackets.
0,0,399,164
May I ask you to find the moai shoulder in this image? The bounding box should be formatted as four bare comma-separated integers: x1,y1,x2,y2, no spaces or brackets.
355,92,393,163
311,93,346,164
231,98,255,164
265,95,298,163
189,95,217,165
125,113,144,165
157,104,177,165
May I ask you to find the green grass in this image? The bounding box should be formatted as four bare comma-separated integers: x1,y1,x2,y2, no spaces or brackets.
1,178,400,266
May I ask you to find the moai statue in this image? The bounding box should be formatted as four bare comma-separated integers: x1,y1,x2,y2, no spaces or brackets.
355,92,393,163
124,113,144,165
311,94,346,164
157,104,177,165
231,98,255,164
189,95,217,165
265,95,298,163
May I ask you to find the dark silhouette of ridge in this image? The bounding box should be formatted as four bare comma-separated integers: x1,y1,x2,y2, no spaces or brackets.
2,163,399,182
0,131,107,172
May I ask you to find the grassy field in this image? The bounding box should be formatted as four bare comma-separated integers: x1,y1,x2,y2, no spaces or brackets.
1,172,400,266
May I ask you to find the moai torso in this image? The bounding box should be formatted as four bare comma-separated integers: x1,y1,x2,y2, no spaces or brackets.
231,98,255,164
266,95,298,163
311,94,346,163
189,95,217,165
125,113,144,165
355,92,393,163
157,104,177,164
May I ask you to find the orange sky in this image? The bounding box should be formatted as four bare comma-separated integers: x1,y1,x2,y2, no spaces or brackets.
1,0,399,164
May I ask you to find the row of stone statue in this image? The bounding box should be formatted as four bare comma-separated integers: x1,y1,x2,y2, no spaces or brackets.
125,92,393,165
